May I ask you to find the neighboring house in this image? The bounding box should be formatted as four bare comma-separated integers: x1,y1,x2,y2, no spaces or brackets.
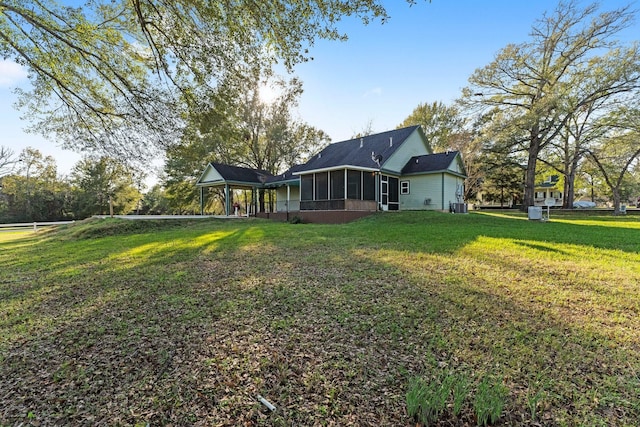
534,175,563,207
196,126,467,223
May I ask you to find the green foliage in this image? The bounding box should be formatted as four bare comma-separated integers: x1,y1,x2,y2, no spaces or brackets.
587,128,640,213
474,376,508,426
165,73,330,212
70,156,141,218
0,147,71,222
478,150,524,207
288,215,304,224
464,2,640,208
140,184,172,215
452,375,471,416
2,0,412,158
406,375,451,426
398,101,465,153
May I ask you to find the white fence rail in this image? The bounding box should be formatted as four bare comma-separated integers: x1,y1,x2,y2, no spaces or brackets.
0,221,74,231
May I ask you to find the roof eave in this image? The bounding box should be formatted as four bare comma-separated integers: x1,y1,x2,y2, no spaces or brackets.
293,165,379,175
402,170,467,178
196,179,262,187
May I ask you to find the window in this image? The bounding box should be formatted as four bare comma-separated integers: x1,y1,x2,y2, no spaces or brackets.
301,174,314,201
363,172,376,200
330,170,345,199
400,180,410,195
347,170,361,199
315,171,328,200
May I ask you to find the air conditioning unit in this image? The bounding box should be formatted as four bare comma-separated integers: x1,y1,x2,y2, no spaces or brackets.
528,206,542,220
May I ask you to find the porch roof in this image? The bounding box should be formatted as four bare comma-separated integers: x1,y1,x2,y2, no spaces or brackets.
197,162,274,188
401,151,466,177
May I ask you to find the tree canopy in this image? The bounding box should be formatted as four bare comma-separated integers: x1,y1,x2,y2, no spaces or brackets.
1,0,418,159
463,0,640,208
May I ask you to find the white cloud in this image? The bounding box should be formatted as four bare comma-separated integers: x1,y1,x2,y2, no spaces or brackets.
0,60,28,87
363,87,383,98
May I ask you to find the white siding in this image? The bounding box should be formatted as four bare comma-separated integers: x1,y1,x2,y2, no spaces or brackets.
383,130,431,173
199,164,224,183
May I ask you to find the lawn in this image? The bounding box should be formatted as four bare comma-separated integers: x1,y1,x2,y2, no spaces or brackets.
1,212,639,426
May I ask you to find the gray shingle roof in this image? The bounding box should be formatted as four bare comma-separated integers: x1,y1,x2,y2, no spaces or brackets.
401,151,460,174
265,164,306,184
210,162,274,183
297,126,420,172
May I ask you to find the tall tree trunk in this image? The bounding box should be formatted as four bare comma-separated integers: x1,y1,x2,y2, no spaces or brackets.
523,133,541,209
564,169,576,209
612,188,622,215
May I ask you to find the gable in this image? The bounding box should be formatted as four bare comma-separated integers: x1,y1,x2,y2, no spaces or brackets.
383,127,431,173
198,164,224,184
197,162,273,186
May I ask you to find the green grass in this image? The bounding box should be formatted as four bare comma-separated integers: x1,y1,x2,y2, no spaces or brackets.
1,212,639,426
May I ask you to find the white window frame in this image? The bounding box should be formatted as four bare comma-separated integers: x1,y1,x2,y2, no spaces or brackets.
400,180,410,195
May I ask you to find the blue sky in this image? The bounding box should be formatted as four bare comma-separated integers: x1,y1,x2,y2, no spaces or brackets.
0,0,637,180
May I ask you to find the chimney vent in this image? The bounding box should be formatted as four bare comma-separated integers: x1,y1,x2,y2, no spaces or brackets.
360,138,364,148
389,137,393,147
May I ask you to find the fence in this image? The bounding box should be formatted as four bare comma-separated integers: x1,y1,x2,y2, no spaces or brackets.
0,221,74,232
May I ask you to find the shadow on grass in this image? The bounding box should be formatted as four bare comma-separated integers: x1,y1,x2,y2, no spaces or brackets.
1,212,639,425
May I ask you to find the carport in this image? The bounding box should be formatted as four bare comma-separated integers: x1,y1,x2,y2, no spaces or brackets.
196,162,273,216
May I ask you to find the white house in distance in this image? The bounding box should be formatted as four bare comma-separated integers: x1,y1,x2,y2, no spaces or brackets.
197,126,467,223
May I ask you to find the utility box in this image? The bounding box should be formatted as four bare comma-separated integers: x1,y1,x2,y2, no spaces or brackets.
528,206,542,220
451,203,468,214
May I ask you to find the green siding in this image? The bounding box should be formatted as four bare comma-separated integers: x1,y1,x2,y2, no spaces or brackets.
443,174,465,209
399,175,442,210
399,173,465,211
383,130,431,173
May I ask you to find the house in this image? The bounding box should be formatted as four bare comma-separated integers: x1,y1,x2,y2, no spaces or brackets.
196,126,467,223
534,175,563,207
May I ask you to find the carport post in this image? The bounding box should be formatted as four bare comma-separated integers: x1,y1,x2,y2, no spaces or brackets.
225,184,230,216
199,186,204,215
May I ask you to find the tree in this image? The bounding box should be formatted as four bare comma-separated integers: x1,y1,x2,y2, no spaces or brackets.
398,101,465,152
399,101,483,200
70,156,140,218
1,0,418,159
478,150,525,208
0,146,16,177
586,108,640,214
233,76,329,173
463,1,640,209
140,184,171,215
165,72,329,212
0,147,69,221
351,119,376,139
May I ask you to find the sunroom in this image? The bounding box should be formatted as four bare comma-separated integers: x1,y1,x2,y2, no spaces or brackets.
295,167,399,212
